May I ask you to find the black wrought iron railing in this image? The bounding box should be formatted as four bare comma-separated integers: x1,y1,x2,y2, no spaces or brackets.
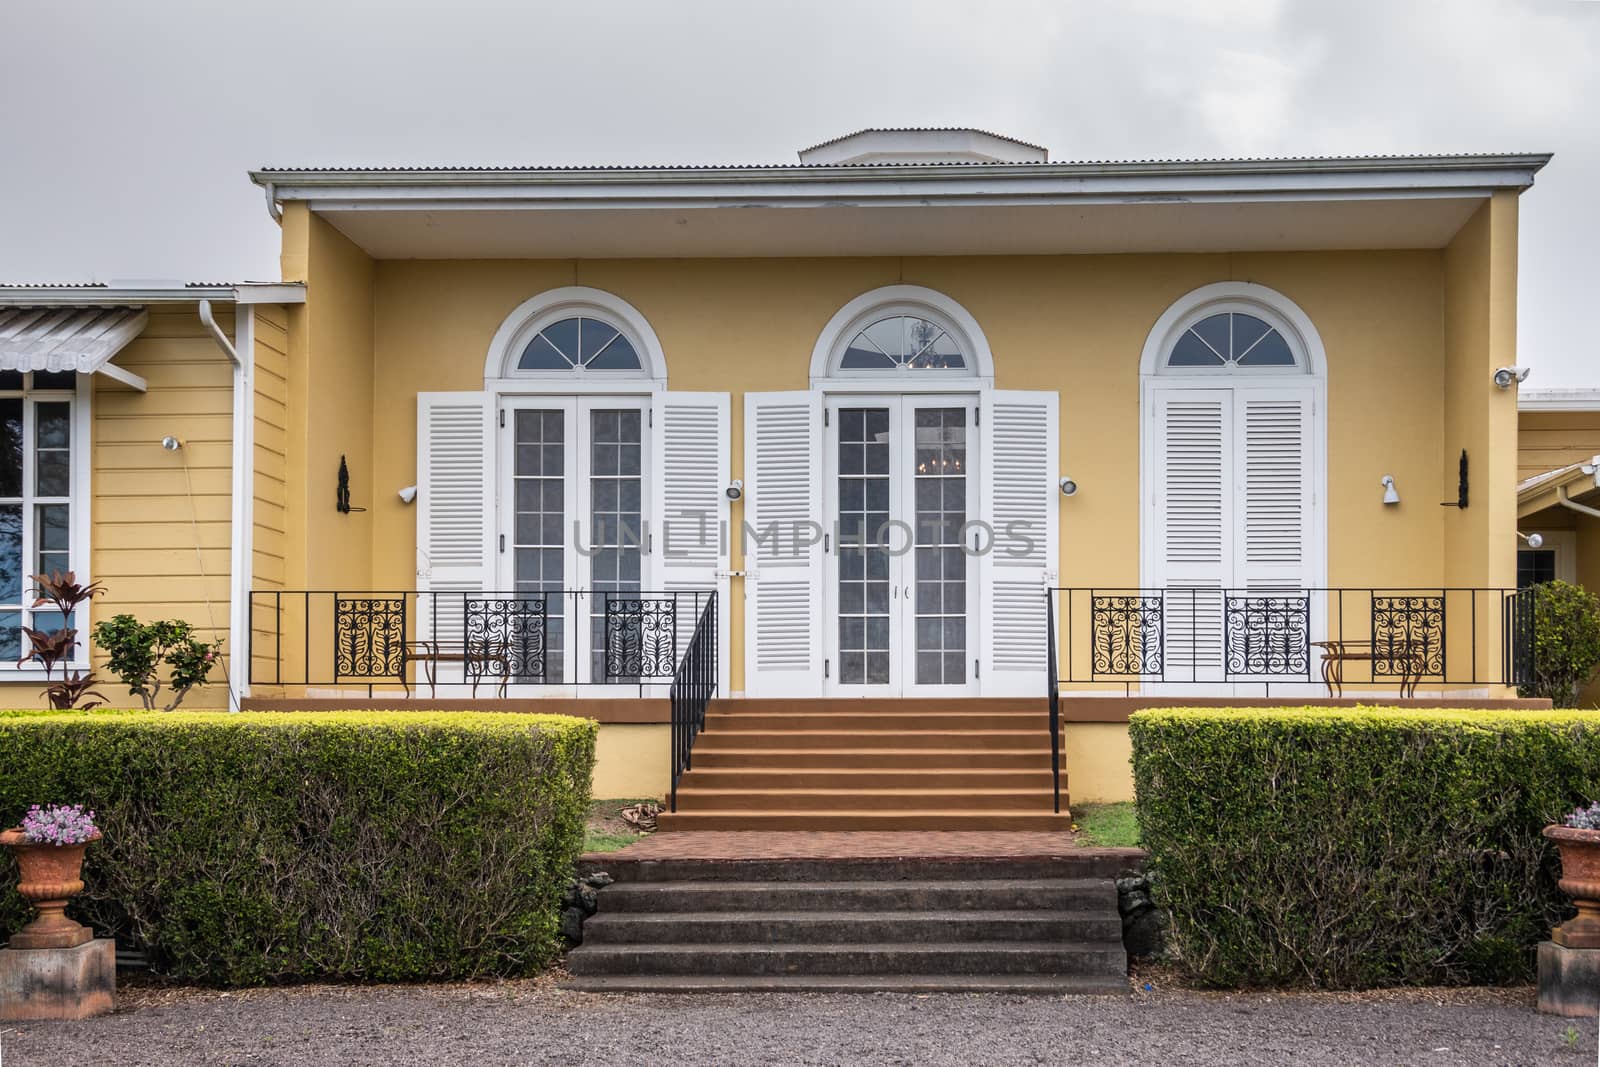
1044,589,1062,814
247,588,714,695
669,592,718,813
1046,587,1534,696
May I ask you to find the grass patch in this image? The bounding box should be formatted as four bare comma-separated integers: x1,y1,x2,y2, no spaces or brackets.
582,797,655,853
1074,801,1139,847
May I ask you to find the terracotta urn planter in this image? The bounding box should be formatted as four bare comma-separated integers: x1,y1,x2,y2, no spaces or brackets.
0,827,99,950
1544,824,1600,949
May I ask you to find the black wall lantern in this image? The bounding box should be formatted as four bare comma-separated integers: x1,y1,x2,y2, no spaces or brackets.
336,455,365,514
1440,449,1469,509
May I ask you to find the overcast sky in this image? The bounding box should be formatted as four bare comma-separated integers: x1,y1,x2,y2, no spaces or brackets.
1,0,1595,384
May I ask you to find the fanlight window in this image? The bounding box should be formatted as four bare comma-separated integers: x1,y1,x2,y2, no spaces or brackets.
839,315,966,371
518,316,643,372
1167,312,1297,369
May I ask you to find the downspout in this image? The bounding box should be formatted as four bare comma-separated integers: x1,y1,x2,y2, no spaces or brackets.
200,299,252,710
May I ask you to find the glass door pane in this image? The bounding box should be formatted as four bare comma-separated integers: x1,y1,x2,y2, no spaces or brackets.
512,407,566,682
587,407,644,683
836,407,893,686
912,407,967,686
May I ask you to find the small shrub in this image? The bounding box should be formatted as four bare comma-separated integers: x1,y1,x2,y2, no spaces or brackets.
18,570,105,709
1521,580,1600,707
1131,707,1600,989
0,710,595,985
91,615,221,711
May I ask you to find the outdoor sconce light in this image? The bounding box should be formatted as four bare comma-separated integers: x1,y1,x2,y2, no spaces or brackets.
1059,477,1078,497
398,485,418,505
160,435,184,451
1381,475,1400,505
725,479,744,501
1518,531,1544,548
1493,366,1531,390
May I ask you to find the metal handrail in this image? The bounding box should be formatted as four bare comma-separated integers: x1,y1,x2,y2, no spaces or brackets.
669,592,718,813
1044,588,1061,814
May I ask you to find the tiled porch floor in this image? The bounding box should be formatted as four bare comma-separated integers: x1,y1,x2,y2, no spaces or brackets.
587,830,1142,862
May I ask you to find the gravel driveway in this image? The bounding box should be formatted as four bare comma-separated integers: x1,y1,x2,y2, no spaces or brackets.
0,977,1586,1066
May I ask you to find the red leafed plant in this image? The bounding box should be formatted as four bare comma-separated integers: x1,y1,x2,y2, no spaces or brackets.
18,570,107,709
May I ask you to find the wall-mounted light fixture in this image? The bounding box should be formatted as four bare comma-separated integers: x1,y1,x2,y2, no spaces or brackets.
1381,475,1400,505
1518,531,1544,548
1059,477,1078,497
397,485,418,505
725,479,744,501
1493,366,1531,390
160,435,184,452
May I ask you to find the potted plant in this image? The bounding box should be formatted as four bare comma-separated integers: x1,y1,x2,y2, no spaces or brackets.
1545,801,1600,948
1,804,100,949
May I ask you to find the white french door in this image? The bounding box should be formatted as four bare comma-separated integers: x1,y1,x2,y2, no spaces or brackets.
498,396,649,686
823,394,979,697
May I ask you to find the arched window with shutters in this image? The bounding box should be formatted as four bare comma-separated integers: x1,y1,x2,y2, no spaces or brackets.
1138,282,1327,684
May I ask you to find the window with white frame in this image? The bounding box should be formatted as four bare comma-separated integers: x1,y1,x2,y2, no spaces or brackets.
0,370,83,663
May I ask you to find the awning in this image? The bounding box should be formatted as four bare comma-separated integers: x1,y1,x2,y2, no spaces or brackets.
0,306,150,390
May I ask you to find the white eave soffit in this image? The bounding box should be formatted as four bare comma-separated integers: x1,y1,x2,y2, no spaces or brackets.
0,306,150,392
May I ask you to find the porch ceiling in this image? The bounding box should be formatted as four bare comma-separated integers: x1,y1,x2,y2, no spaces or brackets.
312,196,1488,259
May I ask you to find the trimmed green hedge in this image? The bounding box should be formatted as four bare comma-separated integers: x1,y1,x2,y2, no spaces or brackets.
1131,707,1600,989
0,710,595,985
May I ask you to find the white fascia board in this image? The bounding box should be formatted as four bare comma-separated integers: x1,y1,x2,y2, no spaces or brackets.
254,154,1552,210
1519,387,1600,413
232,283,305,305
0,284,304,307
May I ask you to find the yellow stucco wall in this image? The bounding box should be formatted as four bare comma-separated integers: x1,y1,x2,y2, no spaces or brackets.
357,249,1501,693
593,724,671,799
1062,723,1135,804
1520,411,1600,483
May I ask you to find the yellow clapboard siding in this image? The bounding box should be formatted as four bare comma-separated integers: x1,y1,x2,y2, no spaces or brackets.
95,441,233,470
93,388,236,417
96,522,233,551
92,468,234,497
94,548,232,575
95,415,234,444
98,576,232,603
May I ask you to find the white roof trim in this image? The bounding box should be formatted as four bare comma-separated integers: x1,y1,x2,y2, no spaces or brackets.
1519,387,1600,413
252,154,1551,212
0,306,150,391
0,283,305,308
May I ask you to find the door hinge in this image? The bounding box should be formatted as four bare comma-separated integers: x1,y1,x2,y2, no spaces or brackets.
498,534,505,553
499,409,505,428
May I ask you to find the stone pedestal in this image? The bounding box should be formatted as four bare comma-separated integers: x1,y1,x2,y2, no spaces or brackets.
1538,940,1600,1017
0,939,116,1020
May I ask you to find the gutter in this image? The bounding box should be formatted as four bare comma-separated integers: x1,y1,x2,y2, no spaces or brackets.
198,300,241,367
1556,481,1600,522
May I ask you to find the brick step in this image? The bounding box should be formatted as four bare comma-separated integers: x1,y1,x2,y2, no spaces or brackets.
582,857,1132,883
688,748,1052,770
581,910,1123,945
677,768,1055,791
704,712,1049,732
563,973,1128,995
653,810,1074,831
592,877,1116,910
564,941,1129,978
708,698,1044,715
671,788,1056,813
693,730,1047,752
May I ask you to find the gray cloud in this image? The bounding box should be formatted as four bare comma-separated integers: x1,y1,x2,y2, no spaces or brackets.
1,0,1593,382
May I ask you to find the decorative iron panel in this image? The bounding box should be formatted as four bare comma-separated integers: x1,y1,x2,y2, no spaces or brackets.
1372,595,1445,678
604,598,677,680
334,597,406,679
1090,595,1163,677
1224,594,1310,676
464,598,548,682
1503,589,1536,688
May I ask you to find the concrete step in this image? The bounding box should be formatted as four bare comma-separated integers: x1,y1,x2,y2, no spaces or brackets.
563,973,1128,995
707,698,1045,715
653,810,1073,831
671,788,1057,813
693,730,1048,752
677,768,1054,791
688,748,1052,770
581,909,1124,945
592,877,1117,910
704,711,1049,732
583,856,1135,883
565,941,1129,978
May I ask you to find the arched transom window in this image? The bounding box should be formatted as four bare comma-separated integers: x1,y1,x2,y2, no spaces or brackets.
840,315,967,372
517,316,643,373
1164,310,1301,371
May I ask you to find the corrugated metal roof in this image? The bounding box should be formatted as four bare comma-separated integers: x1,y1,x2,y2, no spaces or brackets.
0,306,148,375
799,127,1050,154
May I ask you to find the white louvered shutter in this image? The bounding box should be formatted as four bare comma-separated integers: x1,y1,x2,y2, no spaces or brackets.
416,392,494,648
744,391,823,697
980,390,1059,696
1235,388,1313,589
1150,388,1231,683
650,392,731,691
